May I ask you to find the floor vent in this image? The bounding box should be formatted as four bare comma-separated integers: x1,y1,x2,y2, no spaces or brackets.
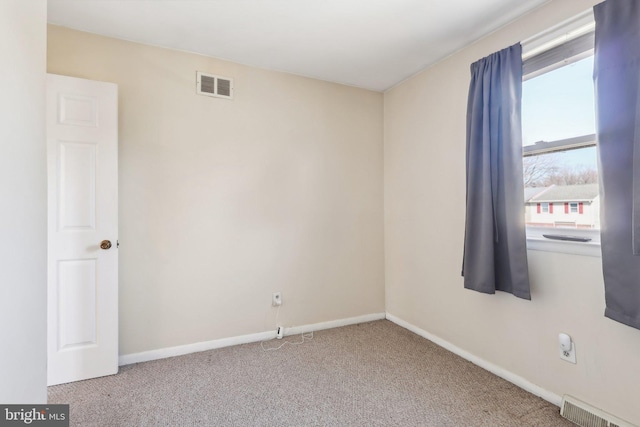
196,71,234,99
560,396,635,427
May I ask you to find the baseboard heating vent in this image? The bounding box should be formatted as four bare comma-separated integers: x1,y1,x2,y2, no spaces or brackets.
560,395,635,427
196,71,234,99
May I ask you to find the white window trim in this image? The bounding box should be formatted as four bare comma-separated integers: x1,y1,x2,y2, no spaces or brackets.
523,9,600,257
522,9,594,60
526,226,601,257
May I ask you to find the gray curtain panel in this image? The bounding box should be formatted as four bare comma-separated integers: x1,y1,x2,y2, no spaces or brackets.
594,0,640,330
463,43,530,300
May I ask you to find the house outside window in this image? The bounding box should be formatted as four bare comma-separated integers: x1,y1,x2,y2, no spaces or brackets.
525,184,598,229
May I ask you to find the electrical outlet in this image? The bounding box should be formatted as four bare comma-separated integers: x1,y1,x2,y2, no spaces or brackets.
272,292,282,307
559,342,577,364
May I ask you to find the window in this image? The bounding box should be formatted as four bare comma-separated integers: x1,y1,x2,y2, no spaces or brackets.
541,202,549,213
522,55,597,227
569,202,579,213
521,13,601,256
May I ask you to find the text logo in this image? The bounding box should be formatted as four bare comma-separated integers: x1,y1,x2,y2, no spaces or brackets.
0,405,68,427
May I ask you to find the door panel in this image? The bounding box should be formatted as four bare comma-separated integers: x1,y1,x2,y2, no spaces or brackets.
58,141,97,230
57,259,97,350
47,74,118,386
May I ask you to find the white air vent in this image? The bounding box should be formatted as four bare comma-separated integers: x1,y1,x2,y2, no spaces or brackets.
560,396,635,427
196,71,234,99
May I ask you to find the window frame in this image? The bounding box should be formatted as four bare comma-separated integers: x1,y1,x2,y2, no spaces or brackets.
521,13,601,257
540,202,550,213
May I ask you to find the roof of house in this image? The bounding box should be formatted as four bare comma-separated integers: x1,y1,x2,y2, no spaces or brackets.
528,184,599,202
524,186,550,202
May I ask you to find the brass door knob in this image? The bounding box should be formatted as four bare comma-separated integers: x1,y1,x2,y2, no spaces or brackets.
100,240,112,250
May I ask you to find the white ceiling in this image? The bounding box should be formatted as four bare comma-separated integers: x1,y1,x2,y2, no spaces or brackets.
47,0,549,92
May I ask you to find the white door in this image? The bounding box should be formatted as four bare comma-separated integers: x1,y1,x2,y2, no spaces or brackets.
47,74,118,386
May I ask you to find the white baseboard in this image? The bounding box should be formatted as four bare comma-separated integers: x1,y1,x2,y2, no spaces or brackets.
385,312,562,407
119,312,386,366
284,312,386,336
118,330,274,366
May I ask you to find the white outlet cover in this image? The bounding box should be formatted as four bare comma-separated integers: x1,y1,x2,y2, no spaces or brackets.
272,292,282,306
559,342,577,364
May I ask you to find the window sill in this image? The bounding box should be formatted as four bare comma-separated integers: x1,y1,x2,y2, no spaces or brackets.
526,227,601,257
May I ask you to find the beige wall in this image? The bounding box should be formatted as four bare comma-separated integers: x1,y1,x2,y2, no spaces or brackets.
47,3,640,423
0,0,48,403
47,25,385,356
384,0,640,425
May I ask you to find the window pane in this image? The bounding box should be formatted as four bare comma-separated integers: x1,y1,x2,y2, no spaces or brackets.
522,56,595,147
524,148,599,230
524,147,597,187
522,53,599,231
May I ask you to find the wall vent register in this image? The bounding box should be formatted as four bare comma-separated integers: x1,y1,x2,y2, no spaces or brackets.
560,395,633,427
196,71,234,99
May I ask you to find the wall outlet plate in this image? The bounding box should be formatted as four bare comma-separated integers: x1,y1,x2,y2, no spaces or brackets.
559,342,577,364
272,292,282,307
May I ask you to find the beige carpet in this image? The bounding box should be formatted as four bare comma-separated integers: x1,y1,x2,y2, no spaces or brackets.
48,320,573,426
